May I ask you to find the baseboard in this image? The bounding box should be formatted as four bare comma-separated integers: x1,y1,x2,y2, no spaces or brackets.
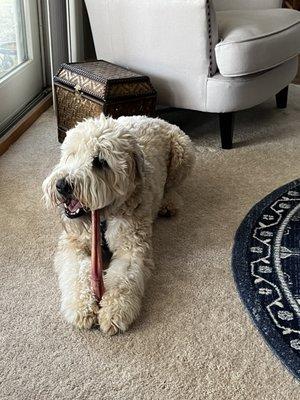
0,94,53,156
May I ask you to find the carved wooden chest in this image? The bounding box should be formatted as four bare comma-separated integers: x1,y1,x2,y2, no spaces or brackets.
54,60,157,142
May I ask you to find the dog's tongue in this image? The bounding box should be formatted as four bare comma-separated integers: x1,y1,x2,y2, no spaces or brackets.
68,199,83,212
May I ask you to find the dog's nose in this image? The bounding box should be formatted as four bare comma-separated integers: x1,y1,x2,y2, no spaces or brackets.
56,178,73,196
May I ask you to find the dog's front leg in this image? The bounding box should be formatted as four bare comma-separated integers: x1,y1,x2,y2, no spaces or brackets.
55,237,99,329
98,231,153,336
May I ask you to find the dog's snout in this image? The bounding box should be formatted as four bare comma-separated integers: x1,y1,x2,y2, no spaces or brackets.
56,178,72,196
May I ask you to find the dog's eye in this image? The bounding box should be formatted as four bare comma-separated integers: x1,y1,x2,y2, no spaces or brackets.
92,157,108,169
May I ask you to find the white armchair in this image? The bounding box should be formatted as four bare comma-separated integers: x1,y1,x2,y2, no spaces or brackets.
85,0,300,148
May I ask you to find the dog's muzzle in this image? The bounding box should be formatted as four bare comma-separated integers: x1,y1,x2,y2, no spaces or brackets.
56,178,88,219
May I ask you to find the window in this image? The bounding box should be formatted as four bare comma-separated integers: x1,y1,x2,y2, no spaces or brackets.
0,0,44,136
0,0,28,79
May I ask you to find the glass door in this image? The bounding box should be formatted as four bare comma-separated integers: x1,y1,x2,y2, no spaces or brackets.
0,0,44,135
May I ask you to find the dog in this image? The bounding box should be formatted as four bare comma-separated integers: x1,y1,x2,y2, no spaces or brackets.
43,114,195,335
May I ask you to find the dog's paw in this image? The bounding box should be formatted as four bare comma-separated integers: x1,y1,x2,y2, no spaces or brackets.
158,201,177,218
158,204,177,218
158,190,182,218
97,290,140,336
75,313,97,330
63,303,99,330
97,308,122,336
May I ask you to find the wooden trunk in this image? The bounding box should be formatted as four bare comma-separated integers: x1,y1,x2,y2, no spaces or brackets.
54,60,157,142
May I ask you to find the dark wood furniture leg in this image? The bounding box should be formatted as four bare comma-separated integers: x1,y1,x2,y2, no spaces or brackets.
219,112,235,149
276,86,289,109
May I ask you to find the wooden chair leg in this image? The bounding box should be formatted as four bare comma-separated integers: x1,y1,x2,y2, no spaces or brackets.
219,112,235,149
276,86,288,109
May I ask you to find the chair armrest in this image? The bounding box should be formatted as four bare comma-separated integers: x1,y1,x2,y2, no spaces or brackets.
213,0,283,11
85,0,218,109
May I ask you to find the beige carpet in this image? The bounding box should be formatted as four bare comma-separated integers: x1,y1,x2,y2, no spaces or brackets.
1,86,300,399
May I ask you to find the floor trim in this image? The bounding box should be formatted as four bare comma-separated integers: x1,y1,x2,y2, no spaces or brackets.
0,94,53,156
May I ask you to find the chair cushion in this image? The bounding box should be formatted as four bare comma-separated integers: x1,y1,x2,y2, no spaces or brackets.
215,9,300,77
206,57,298,113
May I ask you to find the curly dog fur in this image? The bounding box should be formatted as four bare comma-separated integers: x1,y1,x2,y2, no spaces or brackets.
43,114,195,335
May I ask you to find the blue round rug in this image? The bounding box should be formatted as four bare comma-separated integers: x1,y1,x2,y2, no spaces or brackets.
232,179,300,380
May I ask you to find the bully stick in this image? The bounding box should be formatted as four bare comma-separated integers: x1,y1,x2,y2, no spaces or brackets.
91,209,105,302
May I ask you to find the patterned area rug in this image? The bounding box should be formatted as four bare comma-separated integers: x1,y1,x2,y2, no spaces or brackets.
232,179,300,380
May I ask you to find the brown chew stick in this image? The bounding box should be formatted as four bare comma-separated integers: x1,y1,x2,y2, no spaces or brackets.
91,209,105,302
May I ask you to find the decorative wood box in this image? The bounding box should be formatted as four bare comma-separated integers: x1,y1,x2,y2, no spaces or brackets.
54,60,157,142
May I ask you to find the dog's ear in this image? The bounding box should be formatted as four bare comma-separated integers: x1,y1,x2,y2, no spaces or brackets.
133,146,145,186
125,144,145,210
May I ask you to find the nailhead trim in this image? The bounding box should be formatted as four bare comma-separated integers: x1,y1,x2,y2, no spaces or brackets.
206,0,213,76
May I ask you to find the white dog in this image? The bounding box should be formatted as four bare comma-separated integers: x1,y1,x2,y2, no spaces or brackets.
43,114,195,335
